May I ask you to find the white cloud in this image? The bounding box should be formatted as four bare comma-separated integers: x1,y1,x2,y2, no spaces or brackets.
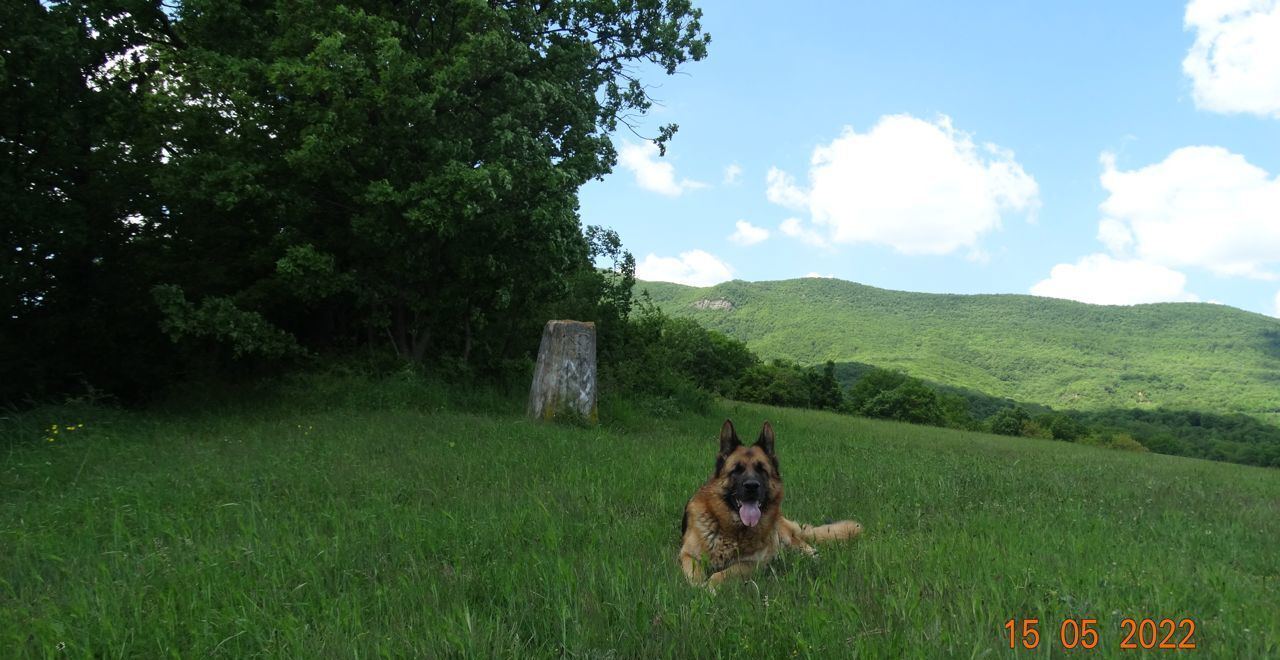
779,217,827,247
804,272,836,278
636,250,733,287
1097,217,1135,253
728,220,769,246
617,142,707,196
723,163,742,185
1031,254,1200,305
1183,0,1280,118
1099,147,1280,279
765,167,808,209
966,247,992,264
766,114,1039,255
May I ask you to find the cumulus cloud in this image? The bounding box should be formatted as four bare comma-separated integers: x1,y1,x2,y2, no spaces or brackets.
617,142,706,196
765,167,808,209
1096,217,1135,253
1030,254,1200,305
636,250,733,287
804,272,836,278
1098,146,1280,279
728,220,769,246
766,114,1039,255
723,163,742,185
1183,0,1280,118
779,217,827,247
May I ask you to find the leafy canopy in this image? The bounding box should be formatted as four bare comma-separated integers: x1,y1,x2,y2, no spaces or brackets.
3,0,709,402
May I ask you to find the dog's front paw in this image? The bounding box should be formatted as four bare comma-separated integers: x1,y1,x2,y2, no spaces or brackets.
704,572,726,594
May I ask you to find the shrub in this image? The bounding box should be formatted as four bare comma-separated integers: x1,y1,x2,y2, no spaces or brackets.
1047,414,1087,441
860,379,946,425
662,317,758,396
989,407,1031,436
809,361,845,411
847,369,909,412
939,392,979,430
844,368,951,426
734,360,813,408
1107,433,1150,452
1020,420,1054,440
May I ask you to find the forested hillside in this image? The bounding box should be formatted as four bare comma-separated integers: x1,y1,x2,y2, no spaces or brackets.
640,278,1280,422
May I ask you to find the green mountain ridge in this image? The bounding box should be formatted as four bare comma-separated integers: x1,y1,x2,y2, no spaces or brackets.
639,278,1280,422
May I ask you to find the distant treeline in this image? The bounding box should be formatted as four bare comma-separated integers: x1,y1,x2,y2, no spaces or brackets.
1072,408,1280,467
618,304,1280,468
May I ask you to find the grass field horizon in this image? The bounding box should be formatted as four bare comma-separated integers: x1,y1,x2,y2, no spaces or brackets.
3,373,1277,657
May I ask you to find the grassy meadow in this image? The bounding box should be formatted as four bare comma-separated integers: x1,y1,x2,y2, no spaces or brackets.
3,376,1278,657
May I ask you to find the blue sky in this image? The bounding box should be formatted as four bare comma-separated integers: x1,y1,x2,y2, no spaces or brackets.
578,0,1280,317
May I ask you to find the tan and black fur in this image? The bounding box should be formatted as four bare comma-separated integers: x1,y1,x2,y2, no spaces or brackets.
679,420,862,588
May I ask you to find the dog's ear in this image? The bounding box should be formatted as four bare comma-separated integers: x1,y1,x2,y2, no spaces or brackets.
715,420,742,475
718,419,741,456
755,421,776,456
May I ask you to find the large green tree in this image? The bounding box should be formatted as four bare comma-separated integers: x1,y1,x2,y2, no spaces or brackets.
3,0,708,402
149,0,708,366
2,1,178,401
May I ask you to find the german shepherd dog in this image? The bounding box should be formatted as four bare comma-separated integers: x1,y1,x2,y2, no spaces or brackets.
679,420,862,588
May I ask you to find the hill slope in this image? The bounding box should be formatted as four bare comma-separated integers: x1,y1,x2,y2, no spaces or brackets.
639,278,1280,420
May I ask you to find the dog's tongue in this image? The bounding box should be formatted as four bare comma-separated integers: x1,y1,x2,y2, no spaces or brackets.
739,501,762,527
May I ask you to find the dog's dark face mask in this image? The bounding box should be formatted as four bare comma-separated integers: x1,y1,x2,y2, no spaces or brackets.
714,420,781,528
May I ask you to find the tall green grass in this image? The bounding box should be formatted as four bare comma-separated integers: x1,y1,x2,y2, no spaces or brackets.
3,375,1277,657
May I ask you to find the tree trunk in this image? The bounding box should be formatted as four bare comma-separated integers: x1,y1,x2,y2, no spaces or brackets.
527,320,597,423
462,314,473,364
411,327,431,363
392,305,410,358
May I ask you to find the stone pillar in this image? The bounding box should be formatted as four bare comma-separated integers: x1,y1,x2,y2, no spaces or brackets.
527,320,598,423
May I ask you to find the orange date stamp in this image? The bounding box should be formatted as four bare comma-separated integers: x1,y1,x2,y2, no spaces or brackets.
1005,618,1197,650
